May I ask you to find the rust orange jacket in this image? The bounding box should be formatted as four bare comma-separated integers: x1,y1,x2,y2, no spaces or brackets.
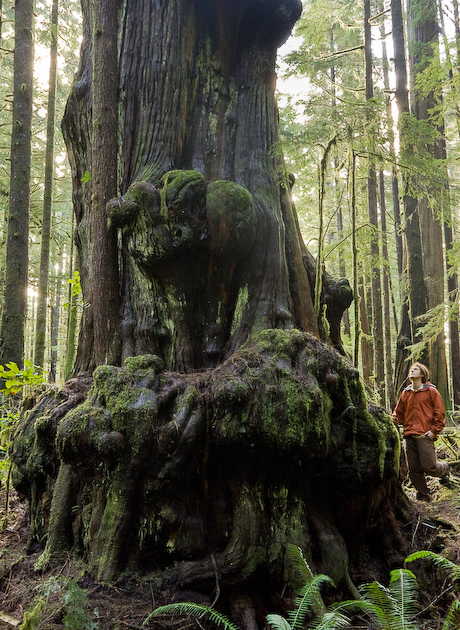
392,383,445,437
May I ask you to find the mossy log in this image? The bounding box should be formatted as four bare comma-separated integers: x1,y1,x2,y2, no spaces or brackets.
12,329,408,616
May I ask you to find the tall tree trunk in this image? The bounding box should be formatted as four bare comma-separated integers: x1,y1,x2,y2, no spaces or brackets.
89,0,121,368
359,269,372,383
379,170,395,409
34,0,59,369
49,265,62,383
364,0,385,404
0,0,34,367
437,0,460,408
331,30,350,337
64,232,79,381
407,0,448,402
452,0,460,71
391,0,428,394
380,3,403,282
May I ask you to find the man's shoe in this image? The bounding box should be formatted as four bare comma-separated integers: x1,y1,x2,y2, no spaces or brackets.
416,492,431,502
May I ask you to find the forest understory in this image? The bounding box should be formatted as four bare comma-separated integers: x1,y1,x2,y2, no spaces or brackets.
0,436,459,630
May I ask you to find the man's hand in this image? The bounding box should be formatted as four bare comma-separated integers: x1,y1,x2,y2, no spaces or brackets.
425,430,436,440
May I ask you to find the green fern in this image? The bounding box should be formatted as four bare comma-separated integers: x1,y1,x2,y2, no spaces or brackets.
309,607,356,629
268,547,346,630
357,569,419,630
143,602,240,630
442,599,460,630
287,574,335,630
284,544,317,591
319,598,393,630
266,613,292,630
405,550,460,583
283,544,327,617
405,549,460,630
388,568,420,625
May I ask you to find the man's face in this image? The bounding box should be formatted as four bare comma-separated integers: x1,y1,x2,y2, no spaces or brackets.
409,364,422,380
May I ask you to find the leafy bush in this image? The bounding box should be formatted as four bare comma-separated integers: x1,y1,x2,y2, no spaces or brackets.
0,359,47,484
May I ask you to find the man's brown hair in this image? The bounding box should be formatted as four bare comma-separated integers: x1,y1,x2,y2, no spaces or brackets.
409,362,429,383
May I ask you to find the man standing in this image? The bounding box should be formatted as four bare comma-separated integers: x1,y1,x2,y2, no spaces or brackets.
393,362,450,501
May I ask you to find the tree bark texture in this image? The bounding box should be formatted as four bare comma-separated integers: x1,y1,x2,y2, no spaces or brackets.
60,0,348,374
0,0,34,367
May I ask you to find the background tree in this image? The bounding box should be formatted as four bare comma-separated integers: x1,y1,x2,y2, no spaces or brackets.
0,0,34,367
34,0,59,370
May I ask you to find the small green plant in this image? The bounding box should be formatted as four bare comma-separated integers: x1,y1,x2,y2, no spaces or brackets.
19,576,100,630
0,359,46,396
63,271,82,308
0,360,47,511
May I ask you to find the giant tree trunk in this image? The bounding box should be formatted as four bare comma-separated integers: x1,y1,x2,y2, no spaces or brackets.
11,0,407,623
64,0,323,374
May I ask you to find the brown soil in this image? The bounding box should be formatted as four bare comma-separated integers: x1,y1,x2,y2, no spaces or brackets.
0,433,459,629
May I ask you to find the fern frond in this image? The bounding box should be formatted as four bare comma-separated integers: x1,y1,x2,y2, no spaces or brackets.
388,569,419,630
288,574,335,630
442,599,460,630
284,544,314,589
143,602,240,630
329,598,387,621
310,609,351,630
359,580,397,628
405,550,460,583
266,613,292,630
284,545,328,617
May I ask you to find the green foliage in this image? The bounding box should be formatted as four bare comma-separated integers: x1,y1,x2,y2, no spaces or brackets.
19,576,99,630
353,569,419,630
63,270,82,308
406,550,460,583
442,600,460,630
0,360,47,483
143,547,460,630
271,548,419,630
405,551,460,630
0,359,47,395
143,603,240,630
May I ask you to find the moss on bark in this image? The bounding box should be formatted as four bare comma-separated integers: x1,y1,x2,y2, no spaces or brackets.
12,330,405,598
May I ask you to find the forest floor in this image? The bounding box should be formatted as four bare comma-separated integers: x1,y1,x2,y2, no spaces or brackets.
0,436,459,629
